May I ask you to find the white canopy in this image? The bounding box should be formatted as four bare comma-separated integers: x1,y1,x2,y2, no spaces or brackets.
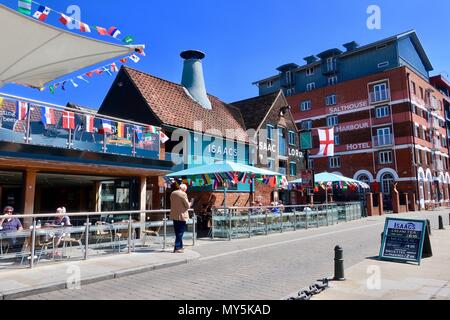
0,4,138,89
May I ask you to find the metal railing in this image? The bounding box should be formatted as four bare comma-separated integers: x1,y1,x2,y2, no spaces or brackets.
0,93,160,160
0,209,196,270
211,202,363,240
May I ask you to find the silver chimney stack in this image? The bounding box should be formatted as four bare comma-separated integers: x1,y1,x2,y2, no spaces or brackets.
180,50,212,110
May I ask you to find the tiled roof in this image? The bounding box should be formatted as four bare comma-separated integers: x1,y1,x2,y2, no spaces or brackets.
123,67,249,142
230,91,280,130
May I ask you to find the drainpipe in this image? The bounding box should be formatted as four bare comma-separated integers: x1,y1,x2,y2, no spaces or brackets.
406,71,420,208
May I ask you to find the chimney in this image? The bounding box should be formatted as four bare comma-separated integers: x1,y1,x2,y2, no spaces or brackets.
180,50,212,110
343,41,359,52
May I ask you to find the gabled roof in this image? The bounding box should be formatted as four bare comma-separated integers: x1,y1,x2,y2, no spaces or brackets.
230,91,280,130
123,67,248,142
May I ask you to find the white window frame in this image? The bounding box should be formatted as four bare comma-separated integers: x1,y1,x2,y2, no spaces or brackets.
334,134,340,145
268,158,275,170
300,100,311,111
306,68,315,76
376,127,392,146
267,81,273,88
289,161,297,177
306,82,316,92
329,156,341,169
267,124,274,141
326,94,337,106
375,105,390,118
377,61,389,68
379,151,393,164
327,76,338,86
286,88,295,96
288,131,296,146
308,159,314,169
373,83,388,102
327,115,339,127
302,120,312,130
326,57,336,72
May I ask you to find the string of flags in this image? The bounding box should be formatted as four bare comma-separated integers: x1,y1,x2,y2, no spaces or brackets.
3,98,170,143
39,50,144,94
289,181,362,192
164,173,286,190
18,1,136,44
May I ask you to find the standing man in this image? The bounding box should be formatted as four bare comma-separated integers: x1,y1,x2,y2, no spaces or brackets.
170,184,191,253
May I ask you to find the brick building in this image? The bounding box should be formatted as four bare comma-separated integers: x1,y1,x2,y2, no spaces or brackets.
253,30,450,210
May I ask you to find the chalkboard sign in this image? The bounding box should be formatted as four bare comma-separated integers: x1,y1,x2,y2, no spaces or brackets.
379,218,429,265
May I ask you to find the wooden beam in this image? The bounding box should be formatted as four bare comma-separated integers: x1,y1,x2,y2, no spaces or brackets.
23,170,37,228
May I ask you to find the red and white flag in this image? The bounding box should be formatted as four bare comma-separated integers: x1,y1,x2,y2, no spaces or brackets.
79,22,91,33
159,131,169,144
110,63,119,73
59,14,72,26
317,128,335,157
62,111,75,130
85,115,95,133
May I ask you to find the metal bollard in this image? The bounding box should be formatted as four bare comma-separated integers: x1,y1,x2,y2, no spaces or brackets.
438,215,444,230
334,246,345,281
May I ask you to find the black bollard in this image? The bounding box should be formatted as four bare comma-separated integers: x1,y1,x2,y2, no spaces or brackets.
334,246,345,281
439,216,444,230
426,219,432,236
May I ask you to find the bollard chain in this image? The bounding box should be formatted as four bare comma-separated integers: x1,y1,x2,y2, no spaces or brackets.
287,278,330,300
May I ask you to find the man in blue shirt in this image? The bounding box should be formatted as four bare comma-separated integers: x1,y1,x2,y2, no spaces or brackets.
0,206,24,247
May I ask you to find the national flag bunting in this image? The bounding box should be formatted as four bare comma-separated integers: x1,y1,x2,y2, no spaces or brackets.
70,79,78,88
62,111,75,130
59,14,72,26
79,22,91,33
117,122,125,138
41,107,55,125
100,120,113,134
119,57,128,64
33,5,51,21
134,126,143,142
102,67,112,76
18,0,32,15
95,26,108,36
129,54,140,63
135,47,146,56
159,131,169,144
16,101,28,121
77,75,89,83
108,27,121,39
110,63,119,73
122,36,134,44
84,115,95,133
147,126,158,134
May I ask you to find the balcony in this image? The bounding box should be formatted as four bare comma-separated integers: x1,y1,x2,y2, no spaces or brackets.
0,94,160,161
373,134,394,147
369,90,390,104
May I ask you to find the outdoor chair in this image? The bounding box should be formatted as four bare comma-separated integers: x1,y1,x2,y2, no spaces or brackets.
113,221,136,252
90,222,114,251
59,228,85,259
141,224,163,249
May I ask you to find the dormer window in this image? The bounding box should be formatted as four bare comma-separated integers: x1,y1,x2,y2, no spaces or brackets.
267,81,274,88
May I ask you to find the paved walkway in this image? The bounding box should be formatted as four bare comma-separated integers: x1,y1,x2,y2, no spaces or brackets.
312,218,450,300
1,208,449,300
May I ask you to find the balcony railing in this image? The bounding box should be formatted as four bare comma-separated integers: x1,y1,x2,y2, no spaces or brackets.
373,134,394,147
0,94,160,160
369,90,390,104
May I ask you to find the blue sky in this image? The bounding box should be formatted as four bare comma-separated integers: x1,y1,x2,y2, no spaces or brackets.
2,0,450,109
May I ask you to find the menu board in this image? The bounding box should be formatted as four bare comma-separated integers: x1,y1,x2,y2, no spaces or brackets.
379,218,427,264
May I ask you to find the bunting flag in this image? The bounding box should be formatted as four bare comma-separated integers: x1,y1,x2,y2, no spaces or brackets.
202,174,212,185
70,79,78,88
84,115,95,133
135,47,146,56
59,13,72,26
95,26,108,36
100,120,113,134
134,126,143,142
108,27,121,39
117,122,125,138
77,75,89,83
0,98,4,107
129,54,140,63
16,101,28,120
18,0,32,15
79,22,91,33
33,5,51,21
159,131,169,144
147,125,158,134
240,173,248,184
122,35,134,44
102,67,112,76
49,85,55,94
61,81,67,91
41,107,56,125
86,71,94,77
62,111,75,130
214,173,223,184
94,69,103,75
120,57,129,63
110,63,119,73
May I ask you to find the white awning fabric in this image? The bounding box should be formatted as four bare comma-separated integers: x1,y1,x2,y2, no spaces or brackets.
0,4,137,89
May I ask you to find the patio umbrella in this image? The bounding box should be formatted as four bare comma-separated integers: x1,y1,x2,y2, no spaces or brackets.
166,161,282,212
289,172,370,204
0,4,141,89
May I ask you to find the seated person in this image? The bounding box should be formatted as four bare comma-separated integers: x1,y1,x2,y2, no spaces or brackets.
45,207,72,255
0,206,23,247
270,202,281,214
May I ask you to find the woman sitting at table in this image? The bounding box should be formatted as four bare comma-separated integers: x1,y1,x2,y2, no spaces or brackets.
45,207,72,255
